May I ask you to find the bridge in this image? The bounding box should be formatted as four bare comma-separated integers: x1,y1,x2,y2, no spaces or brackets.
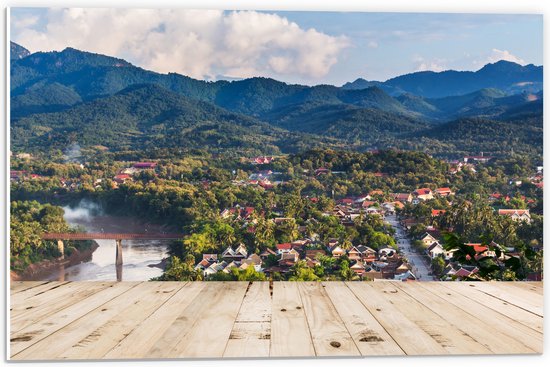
41,232,186,280
41,233,186,240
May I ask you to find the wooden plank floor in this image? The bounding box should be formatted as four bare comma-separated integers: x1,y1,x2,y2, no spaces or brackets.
9,281,543,360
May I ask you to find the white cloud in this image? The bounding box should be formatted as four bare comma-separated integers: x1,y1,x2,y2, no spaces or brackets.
367,41,378,49
486,48,526,65
471,48,526,69
11,9,350,81
12,15,39,29
412,55,447,72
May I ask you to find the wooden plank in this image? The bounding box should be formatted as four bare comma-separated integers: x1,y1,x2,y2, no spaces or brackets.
438,282,543,333
11,282,114,333
148,282,247,359
146,282,225,358
416,282,543,353
12,281,153,360
347,282,448,355
505,281,544,293
10,282,139,358
10,281,70,304
297,282,360,357
104,282,205,359
270,282,315,357
322,282,405,356
223,282,272,358
11,282,96,316
465,282,543,316
369,282,492,354
397,283,538,354
58,282,188,360
10,281,49,294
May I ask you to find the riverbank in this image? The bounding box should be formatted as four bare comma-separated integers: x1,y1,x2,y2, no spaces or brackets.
11,242,100,281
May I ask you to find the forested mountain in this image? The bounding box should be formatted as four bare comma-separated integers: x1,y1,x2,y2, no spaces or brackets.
11,83,337,156
344,60,542,98
9,44,543,159
10,41,30,60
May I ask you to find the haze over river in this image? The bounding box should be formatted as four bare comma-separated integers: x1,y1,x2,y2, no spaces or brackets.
44,202,172,281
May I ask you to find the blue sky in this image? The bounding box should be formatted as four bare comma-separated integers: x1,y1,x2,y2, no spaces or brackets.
10,8,542,85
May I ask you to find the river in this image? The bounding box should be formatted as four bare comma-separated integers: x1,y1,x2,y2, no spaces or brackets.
43,204,173,281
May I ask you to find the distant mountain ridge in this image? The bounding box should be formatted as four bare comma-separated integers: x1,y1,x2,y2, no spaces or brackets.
10,42,30,60
343,60,542,98
9,43,543,158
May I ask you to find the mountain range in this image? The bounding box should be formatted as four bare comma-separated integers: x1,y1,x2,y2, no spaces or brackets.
9,42,543,158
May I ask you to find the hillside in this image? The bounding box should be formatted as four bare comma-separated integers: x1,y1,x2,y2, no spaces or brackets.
411,116,543,157
343,61,542,98
265,102,428,144
9,44,543,158
10,84,333,156
10,42,30,60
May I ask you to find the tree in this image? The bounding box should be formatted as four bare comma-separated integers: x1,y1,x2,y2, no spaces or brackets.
431,256,445,276
156,255,203,281
231,266,267,281
337,260,358,281
289,260,319,281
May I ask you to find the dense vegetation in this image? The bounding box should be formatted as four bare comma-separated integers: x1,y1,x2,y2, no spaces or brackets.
10,148,543,280
9,43,543,280
10,200,93,272
10,44,543,161
344,61,542,97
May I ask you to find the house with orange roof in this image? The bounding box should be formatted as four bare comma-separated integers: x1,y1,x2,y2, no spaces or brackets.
498,209,532,223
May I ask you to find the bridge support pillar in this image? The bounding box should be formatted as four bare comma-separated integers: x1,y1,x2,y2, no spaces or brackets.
115,239,123,266
57,240,64,259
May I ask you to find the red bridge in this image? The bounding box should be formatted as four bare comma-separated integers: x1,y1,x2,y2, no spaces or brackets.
41,233,186,240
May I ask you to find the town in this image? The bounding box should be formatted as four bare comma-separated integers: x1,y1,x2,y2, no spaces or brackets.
10,149,543,282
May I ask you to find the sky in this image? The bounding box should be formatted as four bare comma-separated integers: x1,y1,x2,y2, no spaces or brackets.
9,8,543,86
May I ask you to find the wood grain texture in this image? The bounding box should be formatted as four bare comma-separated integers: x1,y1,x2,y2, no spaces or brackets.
9,281,544,360
270,282,315,357
397,283,539,354
322,282,405,356
223,282,272,357
105,282,204,359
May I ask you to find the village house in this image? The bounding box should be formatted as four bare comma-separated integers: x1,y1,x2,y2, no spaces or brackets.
279,249,300,267
241,253,263,272
426,242,444,259
498,209,532,223
441,264,480,280
464,155,493,164
133,162,157,170
10,170,26,181
413,188,433,201
356,245,377,263
347,246,362,261
275,243,292,255
259,248,277,260
113,173,132,184
420,232,439,248
314,167,330,176
431,209,446,217
15,152,32,160
350,261,365,275
250,156,273,165
305,249,325,260
328,241,345,258
221,244,248,261
435,187,453,197
394,193,413,203
220,206,255,221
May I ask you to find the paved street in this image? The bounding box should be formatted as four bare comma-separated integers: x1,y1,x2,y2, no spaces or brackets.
384,214,434,281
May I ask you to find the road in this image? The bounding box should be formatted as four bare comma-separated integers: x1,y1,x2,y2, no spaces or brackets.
384,214,434,281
